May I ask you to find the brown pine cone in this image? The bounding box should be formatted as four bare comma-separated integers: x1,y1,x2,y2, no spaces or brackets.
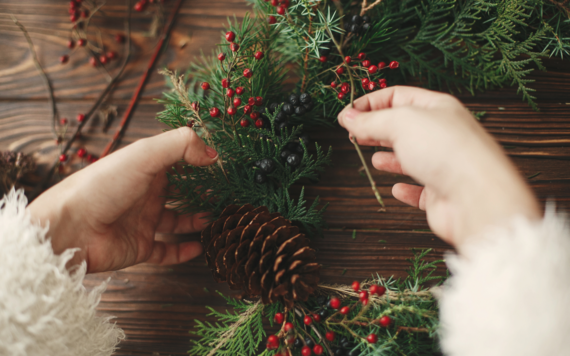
201,204,320,309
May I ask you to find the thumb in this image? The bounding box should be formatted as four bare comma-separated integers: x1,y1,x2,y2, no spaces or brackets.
104,127,218,177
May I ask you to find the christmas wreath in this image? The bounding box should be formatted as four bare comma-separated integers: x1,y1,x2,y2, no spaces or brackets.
156,0,570,355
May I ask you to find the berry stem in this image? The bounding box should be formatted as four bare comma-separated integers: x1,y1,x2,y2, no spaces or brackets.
295,307,333,356
324,24,385,208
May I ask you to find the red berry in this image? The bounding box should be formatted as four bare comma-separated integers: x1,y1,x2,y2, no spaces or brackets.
351,281,360,291
81,9,89,18
341,83,350,94
378,61,386,69
271,0,278,6
60,118,68,125
281,0,290,7
187,120,195,128
313,314,321,323
77,38,86,47
267,335,279,345
254,51,264,60
247,97,255,106
236,87,245,95
330,81,337,88
301,346,312,356
225,31,236,42
378,78,387,84
389,60,399,69
361,78,370,86
59,55,69,64
210,107,220,117
379,315,392,327
134,1,146,12
284,322,294,332
67,40,75,49
313,345,323,355
337,92,345,99
250,111,260,120
357,52,366,60
329,296,341,309
277,6,286,15
368,82,376,91
227,106,237,115
359,290,369,301
243,68,253,78
380,81,388,89
226,88,235,97
255,119,264,128
233,97,242,106
230,43,240,52
222,78,230,88
201,82,210,90
218,53,226,61
344,56,351,63
240,118,250,127
362,298,369,306
244,105,253,114
69,1,78,9
340,306,350,315
318,55,327,63
335,67,344,75
303,315,312,325
77,114,85,122
325,331,335,342
70,13,78,22
370,285,386,296
115,34,125,43
362,59,371,67
77,148,87,158
89,56,98,67
268,15,277,24
99,55,108,64
59,154,67,162
366,333,378,344
255,96,263,106
368,65,378,74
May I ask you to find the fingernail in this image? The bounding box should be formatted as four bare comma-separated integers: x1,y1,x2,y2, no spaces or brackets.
344,108,359,121
205,146,218,159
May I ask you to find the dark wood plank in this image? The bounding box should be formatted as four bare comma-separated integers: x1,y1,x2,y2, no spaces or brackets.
1,1,570,355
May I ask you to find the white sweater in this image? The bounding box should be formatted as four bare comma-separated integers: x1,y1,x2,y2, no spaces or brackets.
1,189,569,356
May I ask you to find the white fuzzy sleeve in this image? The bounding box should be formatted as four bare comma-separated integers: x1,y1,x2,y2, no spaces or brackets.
0,189,124,356
439,206,570,356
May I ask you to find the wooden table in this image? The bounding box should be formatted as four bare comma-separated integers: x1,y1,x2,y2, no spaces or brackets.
1,1,569,355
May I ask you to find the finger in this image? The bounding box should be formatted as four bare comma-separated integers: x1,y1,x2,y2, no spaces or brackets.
372,151,404,175
156,210,211,234
339,106,408,145
392,183,426,211
146,241,203,265
338,85,455,121
102,127,218,178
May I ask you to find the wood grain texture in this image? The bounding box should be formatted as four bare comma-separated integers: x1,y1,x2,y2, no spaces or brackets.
1,1,570,355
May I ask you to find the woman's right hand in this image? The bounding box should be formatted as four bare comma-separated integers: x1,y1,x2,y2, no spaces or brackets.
338,86,540,249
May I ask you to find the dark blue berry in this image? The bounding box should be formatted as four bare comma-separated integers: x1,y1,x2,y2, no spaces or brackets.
280,149,291,161
294,337,303,349
286,154,301,167
350,24,361,33
299,93,311,104
275,111,287,122
282,103,294,115
259,158,275,173
294,105,306,116
362,23,371,31
351,15,363,25
269,103,279,113
289,94,300,106
304,337,314,348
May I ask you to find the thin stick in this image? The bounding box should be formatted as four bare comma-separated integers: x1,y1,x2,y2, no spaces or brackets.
10,15,58,139
99,0,184,158
30,0,132,200
324,24,385,208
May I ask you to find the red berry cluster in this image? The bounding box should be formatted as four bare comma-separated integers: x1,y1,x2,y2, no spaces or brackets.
266,0,290,20
328,52,400,99
133,0,166,13
199,31,268,128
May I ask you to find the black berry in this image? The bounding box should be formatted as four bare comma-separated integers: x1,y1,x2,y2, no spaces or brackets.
280,149,291,161
294,338,303,349
282,103,294,115
333,348,344,356
255,171,267,184
275,111,287,122
278,121,290,132
362,23,371,31
294,106,307,116
259,158,275,173
269,103,279,113
340,337,350,348
362,15,371,23
350,23,361,34
289,94,300,106
304,337,314,348
299,93,311,104
318,308,328,319
254,160,262,167
286,154,301,167
351,15,363,25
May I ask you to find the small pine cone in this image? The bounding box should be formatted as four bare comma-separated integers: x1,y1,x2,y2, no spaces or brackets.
201,204,320,309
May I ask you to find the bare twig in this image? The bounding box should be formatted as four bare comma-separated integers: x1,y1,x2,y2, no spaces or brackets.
30,0,133,200
397,326,429,333
360,0,383,16
100,0,185,158
10,15,58,140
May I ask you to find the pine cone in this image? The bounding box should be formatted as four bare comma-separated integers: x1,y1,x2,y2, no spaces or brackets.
201,204,320,309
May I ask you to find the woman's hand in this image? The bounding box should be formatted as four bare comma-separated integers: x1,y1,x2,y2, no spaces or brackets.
338,86,540,249
28,127,218,273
